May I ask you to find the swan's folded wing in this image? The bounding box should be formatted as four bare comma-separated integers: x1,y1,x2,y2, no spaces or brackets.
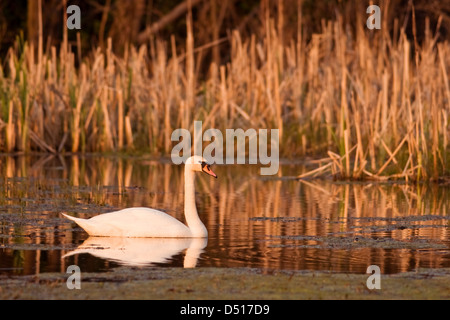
87,207,192,237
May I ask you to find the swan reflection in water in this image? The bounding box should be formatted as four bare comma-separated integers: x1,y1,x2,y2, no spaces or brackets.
63,237,207,268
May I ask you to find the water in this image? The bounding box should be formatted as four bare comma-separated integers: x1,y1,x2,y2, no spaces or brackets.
0,155,449,275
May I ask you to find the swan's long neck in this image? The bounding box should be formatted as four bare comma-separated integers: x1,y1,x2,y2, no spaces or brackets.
184,167,208,237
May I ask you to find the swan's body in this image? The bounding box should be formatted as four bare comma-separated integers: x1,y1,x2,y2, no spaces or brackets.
62,156,217,238
61,208,195,237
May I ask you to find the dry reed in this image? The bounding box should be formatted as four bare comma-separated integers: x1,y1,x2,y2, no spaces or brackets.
0,8,449,181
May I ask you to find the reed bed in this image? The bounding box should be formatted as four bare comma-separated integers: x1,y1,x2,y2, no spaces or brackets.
0,10,449,180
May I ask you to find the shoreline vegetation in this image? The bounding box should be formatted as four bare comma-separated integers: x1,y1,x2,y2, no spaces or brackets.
1,267,449,300
0,2,449,182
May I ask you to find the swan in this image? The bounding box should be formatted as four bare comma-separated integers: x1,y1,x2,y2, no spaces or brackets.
61,156,217,238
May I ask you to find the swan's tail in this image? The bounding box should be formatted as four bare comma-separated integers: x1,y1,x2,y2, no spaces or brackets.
61,212,95,235
61,212,84,224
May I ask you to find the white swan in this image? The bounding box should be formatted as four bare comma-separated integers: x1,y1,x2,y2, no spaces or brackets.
61,156,217,238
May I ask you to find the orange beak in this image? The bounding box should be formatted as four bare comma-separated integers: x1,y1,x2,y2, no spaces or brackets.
201,162,217,178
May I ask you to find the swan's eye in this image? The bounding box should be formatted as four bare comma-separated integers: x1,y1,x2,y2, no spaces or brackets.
201,162,212,172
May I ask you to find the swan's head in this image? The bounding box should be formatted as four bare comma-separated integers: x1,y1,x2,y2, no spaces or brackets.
185,155,217,178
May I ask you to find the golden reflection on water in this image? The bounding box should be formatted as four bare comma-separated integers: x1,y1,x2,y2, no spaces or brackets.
0,155,449,275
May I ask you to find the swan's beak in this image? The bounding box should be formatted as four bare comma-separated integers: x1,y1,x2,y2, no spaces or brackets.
201,162,217,178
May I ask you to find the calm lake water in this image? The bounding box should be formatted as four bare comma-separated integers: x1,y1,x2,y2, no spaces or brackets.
0,155,449,275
